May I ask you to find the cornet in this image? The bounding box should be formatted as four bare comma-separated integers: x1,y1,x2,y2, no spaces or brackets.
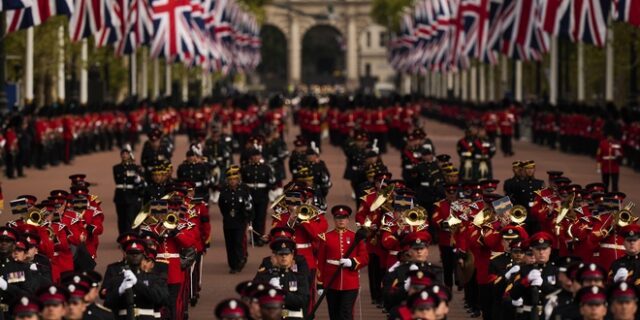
508,205,528,225
25,208,43,226
402,207,428,227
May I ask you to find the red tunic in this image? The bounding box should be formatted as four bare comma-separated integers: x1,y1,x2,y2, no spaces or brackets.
596,139,623,174
317,228,368,291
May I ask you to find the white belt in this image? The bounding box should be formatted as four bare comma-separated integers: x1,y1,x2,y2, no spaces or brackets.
600,243,625,250
194,182,204,187
351,166,359,170
420,182,430,187
246,183,267,189
389,250,399,256
602,156,617,160
327,260,340,266
461,152,472,157
521,305,533,312
156,253,180,259
116,184,135,189
118,309,156,317
296,243,312,249
283,309,304,318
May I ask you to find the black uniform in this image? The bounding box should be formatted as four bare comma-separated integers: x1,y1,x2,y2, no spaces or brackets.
344,145,367,193
142,180,172,204
310,160,331,198
241,162,275,238
511,177,545,234
258,255,310,278
104,268,170,320
84,303,115,320
509,263,559,320
140,143,172,179
489,253,516,320
0,254,38,319
203,135,233,183
456,135,477,182
382,262,444,311
265,139,289,184
218,183,253,271
414,160,443,213
177,161,211,199
401,147,421,189
254,265,310,320
288,151,307,177
113,161,145,234
546,289,576,320
609,253,640,284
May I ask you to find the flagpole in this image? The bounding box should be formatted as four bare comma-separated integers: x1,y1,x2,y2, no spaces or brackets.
80,39,88,105
515,60,522,102
500,55,508,100
577,42,584,101
130,52,138,97
153,57,160,99
181,71,188,102
165,63,171,97
550,36,558,106
479,64,486,102
141,48,148,99
58,25,66,103
461,69,468,101
470,65,477,102
25,27,34,104
447,72,453,99
488,64,495,101
605,27,614,102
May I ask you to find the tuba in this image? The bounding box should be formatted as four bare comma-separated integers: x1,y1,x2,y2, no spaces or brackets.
403,206,427,227
509,205,528,225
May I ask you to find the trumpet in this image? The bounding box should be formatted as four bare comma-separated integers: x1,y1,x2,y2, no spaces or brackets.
287,204,319,228
402,206,427,227
509,205,528,225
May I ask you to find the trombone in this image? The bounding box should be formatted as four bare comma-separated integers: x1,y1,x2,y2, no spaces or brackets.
600,202,637,237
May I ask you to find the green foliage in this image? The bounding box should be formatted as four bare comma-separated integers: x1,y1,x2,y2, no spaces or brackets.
371,0,413,32
236,0,270,23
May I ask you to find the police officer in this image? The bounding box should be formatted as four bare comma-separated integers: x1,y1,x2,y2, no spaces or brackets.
241,148,275,246
177,144,212,200
103,239,170,320
254,237,310,319
113,146,145,235
218,165,254,273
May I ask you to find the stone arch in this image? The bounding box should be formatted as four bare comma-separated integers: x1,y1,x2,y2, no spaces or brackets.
257,24,288,91
301,24,345,86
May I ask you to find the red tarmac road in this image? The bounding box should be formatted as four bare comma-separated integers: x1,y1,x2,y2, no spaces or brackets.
1,117,639,319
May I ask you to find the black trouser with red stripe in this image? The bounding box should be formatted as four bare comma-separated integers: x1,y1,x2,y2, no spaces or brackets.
223,226,247,270
326,289,358,320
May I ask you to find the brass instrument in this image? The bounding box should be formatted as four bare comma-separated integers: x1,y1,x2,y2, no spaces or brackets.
370,184,395,212
614,202,636,227
163,213,179,230
25,208,43,226
132,193,173,229
472,207,495,227
554,193,575,225
287,204,319,228
442,211,462,231
509,205,528,225
601,202,637,237
403,206,427,227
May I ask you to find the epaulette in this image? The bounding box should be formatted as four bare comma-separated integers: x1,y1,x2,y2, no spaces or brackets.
318,233,326,241
90,195,100,204
490,252,504,260
95,303,111,312
176,223,187,231
188,210,198,219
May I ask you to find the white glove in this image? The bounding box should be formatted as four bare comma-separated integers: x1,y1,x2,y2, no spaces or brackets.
269,277,282,290
505,265,520,280
409,264,419,271
528,269,543,286
247,225,253,231
340,258,353,268
512,297,523,307
0,277,6,291
30,263,38,271
404,277,411,291
118,270,138,295
614,268,629,282
317,289,324,296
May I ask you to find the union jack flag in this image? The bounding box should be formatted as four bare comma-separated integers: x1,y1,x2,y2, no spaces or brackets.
189,0,209,66
116,0,154,55
6,0,72,33
150,0,195,63
1,0,32,12
69,0,104,42
460,0,490,59
613,0,640,27
500,0,548,60
539,0,572,37
96,0,123,48
569,0,611,47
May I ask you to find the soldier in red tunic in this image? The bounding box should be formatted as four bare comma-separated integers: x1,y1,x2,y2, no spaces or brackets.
317,205,368,320
596,130,624,192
